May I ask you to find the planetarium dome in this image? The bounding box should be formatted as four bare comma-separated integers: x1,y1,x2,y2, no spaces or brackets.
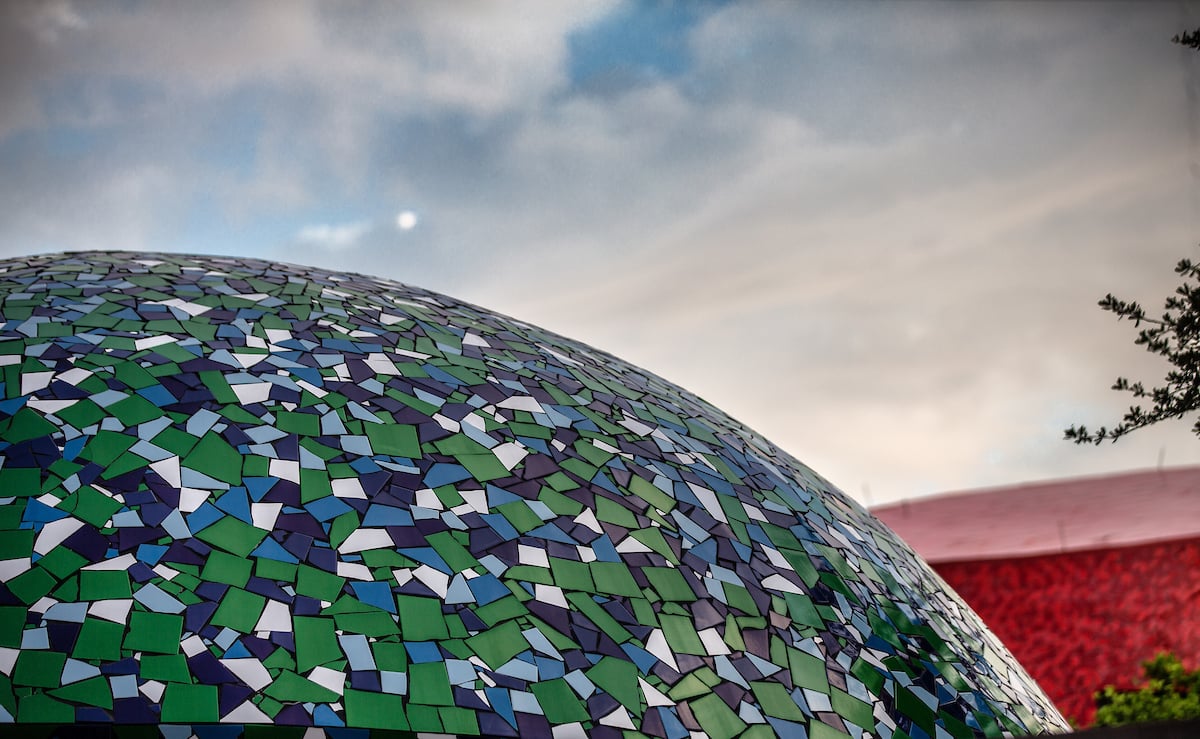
0,252,1067,738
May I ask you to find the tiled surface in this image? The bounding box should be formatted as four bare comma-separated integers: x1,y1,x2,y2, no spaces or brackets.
0,252,1068,737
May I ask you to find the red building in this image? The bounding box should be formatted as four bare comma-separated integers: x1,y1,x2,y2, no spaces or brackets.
873,467,1200,726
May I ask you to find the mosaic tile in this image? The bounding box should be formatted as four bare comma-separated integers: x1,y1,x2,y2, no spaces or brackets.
0,252,1068,737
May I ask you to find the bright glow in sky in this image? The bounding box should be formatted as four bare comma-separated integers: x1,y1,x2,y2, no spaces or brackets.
2,0,1199,504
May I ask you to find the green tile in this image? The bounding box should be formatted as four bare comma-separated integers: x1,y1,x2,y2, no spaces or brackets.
140,654,190,683
371,641,407,671
0,530,33,560
183,431,243,484
54,395,107,429
344,689,409,730
195,516,267,557
466,620,526,669
560,458,597,481
644,567,696,602
276,411,320,436
199,371,239,404
365,423,419,457
396,596,449,641
809,722,854,739
668,673,713,701
456,453,509,482
243,454,270,477
49,675,113,709
688,693,746,739
210,586,266,632
587,656,642,715
81,430,136,468
124,611,183,654
536,488,584,516
497,501,544,533
751,681,805,721
13,650,67,687
543,471,579,492
595,495,637,528
8,567,57,604
0,467,41,497
201,549,253,587
297,564,345,600
782,549,820,588
113,361,157,389
504,565,553,585
409,662,454,705
789,648,830,692
0,500,24,531
426,531,480,573
107,393,163,425
161,683,219,723
722,582,760,615
73,618,125,661
150,427,200,456
263,647,296,672
627,474,675,512
549,558,594,592
573,438,613,466
16,693,73,723
300,469,333,503
723,615,745,652
589,561,642,598
531,678,589,724
0,607,26,648
831,688,874,729
630,597,659,629
439,705,480,735
59,486,123,528
294,616,342,673
328,510,359,548
1,408,56,444
939,711,977,739
851,658,886,696
79,569,132,600
407,703,443,732
659,613,706,655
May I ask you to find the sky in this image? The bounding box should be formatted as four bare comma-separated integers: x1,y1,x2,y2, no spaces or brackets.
2,0,1200,506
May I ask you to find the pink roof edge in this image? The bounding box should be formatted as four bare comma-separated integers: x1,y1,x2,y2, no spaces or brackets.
870,466,1200,563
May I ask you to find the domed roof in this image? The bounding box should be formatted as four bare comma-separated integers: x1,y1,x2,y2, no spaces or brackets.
0,252,1066,737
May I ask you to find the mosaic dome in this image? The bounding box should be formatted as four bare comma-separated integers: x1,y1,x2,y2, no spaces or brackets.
0,252,1067,738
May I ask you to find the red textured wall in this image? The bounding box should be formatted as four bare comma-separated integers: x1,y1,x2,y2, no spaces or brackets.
932,537,1200,727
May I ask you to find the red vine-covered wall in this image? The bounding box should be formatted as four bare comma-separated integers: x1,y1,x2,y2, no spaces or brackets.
934,538,1200,726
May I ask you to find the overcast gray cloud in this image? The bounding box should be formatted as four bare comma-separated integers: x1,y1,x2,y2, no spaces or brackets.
1,0,1199,503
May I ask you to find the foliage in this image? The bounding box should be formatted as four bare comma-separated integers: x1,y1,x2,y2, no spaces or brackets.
1093,653,1200,726
1173,28,1200,50
1065,259,1200,444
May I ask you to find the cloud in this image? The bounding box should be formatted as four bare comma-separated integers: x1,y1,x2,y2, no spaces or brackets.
447,1,1200,503
295,221,373,250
